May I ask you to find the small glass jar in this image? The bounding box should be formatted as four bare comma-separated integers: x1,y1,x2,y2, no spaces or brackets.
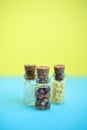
24,65,36,106
35,66,50,110
52,64,65,103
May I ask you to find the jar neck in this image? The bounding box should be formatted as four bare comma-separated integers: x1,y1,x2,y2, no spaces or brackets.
36,77,50,84
54,73,65,81
24,74,36,80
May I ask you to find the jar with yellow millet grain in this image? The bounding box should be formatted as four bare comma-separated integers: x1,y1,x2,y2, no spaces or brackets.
52,64,65,103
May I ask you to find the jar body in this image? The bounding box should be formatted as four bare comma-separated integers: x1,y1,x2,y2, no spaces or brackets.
35,82,50,110
52,79,65,103
24,79,36,105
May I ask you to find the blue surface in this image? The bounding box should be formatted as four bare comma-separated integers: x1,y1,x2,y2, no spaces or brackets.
0,76,87,130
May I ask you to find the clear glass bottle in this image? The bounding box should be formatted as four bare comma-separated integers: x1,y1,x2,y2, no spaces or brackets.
52,64,65,103
24,65,36,105
35,66,50,110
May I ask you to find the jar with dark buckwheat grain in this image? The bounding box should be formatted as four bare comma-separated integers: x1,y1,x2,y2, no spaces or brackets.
35,66,50,110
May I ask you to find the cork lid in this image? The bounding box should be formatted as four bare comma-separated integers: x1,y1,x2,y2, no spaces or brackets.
24,64,36,69
37,66,49,79
54,64,65,74
24,64,36,77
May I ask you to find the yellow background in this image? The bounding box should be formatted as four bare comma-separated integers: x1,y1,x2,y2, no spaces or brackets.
0,0,87,76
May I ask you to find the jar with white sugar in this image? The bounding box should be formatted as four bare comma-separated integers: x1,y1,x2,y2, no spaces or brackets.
24,64,36,105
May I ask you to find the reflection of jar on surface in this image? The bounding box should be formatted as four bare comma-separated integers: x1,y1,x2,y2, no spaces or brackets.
52,64,65,103
24,64,36,105
35,66,50,110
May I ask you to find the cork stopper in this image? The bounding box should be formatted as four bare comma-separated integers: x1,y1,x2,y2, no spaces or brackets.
54,64,65,75
54,64,65,81
24,64,36,80
37,66,49,80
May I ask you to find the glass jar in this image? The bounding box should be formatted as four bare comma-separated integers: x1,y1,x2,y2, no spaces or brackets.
35,78,50,110
35,66,50,110
24,64,36,106
52,64,65,103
